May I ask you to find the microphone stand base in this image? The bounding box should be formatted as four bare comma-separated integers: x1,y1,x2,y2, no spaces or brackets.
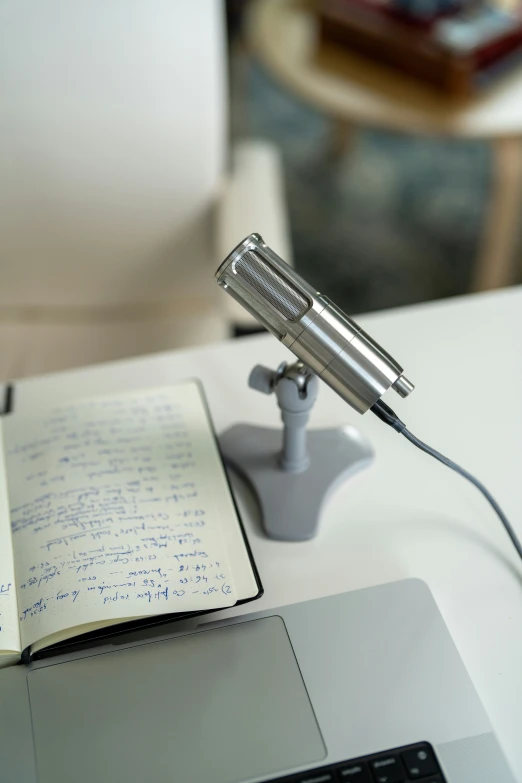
219,424,373,541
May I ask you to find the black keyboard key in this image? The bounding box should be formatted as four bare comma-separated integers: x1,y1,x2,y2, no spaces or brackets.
370,754,405,783
295,771,336,783
370,773,405,783
337,761,372,781
401,746,439,778
266,742,445,783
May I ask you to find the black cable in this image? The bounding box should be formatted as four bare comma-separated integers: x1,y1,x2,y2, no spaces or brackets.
371,399,522,563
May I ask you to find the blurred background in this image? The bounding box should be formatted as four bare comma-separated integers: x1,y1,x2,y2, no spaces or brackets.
1,0,521,380
227,0,491,314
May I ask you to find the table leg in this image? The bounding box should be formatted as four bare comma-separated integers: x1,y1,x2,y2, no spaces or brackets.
472,136,522,291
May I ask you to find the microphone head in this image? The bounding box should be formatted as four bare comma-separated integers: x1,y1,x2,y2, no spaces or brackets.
216,233,413,413
215,234,314,338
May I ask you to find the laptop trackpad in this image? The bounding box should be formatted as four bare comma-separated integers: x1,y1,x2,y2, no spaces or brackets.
28,616,325,783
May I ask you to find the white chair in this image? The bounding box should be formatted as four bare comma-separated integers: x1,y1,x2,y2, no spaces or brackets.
0,0,290,380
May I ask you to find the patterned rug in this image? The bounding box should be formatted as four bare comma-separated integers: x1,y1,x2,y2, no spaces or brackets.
231,58,495,315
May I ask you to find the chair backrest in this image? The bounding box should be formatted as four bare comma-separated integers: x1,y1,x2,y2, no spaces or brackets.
0,0,227,308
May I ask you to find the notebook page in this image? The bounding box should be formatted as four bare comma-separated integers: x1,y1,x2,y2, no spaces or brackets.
0,421,21,663
4,384,237,653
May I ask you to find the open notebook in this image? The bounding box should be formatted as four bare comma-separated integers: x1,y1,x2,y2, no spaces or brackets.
0,381,261,666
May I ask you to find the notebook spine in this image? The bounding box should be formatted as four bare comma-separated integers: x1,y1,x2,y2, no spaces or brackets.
1,384,14,415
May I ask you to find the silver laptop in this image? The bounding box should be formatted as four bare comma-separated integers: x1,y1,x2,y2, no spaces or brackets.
0,578,514,783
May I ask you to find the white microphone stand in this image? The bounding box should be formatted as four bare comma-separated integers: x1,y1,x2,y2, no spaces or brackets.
219,361,374,541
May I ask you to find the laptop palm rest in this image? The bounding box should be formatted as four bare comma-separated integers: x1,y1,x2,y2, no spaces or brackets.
27,616,325,783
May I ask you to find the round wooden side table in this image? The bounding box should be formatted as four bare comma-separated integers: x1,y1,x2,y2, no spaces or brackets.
246,0,522,290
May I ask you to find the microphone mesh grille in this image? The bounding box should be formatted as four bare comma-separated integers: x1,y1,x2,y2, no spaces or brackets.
235,251,308,320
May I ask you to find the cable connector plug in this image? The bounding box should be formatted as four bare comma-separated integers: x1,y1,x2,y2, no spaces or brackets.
370,399,407,433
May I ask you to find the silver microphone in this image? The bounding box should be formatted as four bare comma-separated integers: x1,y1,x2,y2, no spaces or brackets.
215,233,414,414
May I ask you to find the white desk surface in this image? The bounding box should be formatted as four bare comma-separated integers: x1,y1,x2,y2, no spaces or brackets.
10,286,522,780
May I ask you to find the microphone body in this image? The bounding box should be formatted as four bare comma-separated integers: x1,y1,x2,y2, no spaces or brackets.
215,234,413,414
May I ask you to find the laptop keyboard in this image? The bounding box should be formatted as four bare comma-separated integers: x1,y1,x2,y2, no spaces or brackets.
267,742,446,782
